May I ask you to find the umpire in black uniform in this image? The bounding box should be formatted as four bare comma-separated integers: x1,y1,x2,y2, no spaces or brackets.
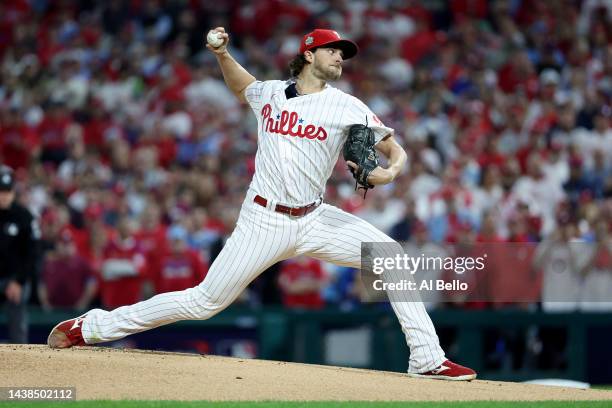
0,165,40,343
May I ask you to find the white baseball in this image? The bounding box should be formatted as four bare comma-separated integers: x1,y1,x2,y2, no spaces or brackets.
207,30,224,48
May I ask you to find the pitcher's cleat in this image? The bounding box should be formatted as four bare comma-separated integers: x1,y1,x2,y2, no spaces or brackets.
407,360,477,381
47,314,87,348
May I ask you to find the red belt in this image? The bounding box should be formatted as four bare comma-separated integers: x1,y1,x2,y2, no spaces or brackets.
254,195,320,217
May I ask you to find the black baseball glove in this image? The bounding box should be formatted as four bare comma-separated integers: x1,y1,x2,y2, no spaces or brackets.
343,124,379,197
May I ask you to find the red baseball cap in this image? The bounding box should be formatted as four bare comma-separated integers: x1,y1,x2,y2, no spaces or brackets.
299,29,358,59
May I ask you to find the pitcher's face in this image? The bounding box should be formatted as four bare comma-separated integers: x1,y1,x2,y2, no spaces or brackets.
312,48,344,81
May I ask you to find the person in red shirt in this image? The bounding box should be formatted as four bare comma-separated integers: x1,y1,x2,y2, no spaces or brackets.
38,230,98,311
476,211,505,243
0,109,40,170
81,99,113,152
278,256,327,309
99,216,147,309
151,225,207,294
37,101,71,166
477,138,507,169
400,18,440,65
74,204,116,269
135,203,168,272
498,49,538,95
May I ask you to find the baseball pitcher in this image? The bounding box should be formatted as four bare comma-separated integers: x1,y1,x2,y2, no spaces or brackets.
48,28,476,381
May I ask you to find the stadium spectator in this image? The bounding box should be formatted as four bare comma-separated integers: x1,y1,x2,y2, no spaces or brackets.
322,265,361,310
579,219,612,311
150,224,207,294
355,190,405,235
278,256,327,309
389,198,418,242
135,203,168,268
563,156,596,206
533,216,585,312
99,216,147,308
39,229,97,311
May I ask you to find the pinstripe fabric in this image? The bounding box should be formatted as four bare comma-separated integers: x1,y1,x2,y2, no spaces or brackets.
80,79,446,373
82,194,445,373
296,204,446,373
244,80,392,206
82,191,299,344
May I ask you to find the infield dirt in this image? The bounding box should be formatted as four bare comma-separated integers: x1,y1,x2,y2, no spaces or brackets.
1,344,611,401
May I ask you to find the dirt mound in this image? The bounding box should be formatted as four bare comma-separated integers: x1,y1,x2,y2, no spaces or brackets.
1,345,610,401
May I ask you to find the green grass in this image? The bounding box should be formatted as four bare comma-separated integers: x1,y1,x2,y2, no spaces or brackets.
1,402,612,408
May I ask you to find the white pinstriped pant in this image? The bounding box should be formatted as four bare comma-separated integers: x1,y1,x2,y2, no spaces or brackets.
82,189,446,373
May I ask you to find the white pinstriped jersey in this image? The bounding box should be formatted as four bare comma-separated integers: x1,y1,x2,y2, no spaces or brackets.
81,83,446,372
244,79,394,206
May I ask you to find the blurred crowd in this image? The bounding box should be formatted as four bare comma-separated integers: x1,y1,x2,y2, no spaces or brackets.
0,0,611,312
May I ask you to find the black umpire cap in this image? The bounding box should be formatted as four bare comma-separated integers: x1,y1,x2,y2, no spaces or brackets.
0,165,15,191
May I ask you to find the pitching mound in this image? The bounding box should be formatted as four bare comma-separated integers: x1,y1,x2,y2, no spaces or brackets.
1,345,611,401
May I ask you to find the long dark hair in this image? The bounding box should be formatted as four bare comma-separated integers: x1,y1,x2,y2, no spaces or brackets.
288,53,311,77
